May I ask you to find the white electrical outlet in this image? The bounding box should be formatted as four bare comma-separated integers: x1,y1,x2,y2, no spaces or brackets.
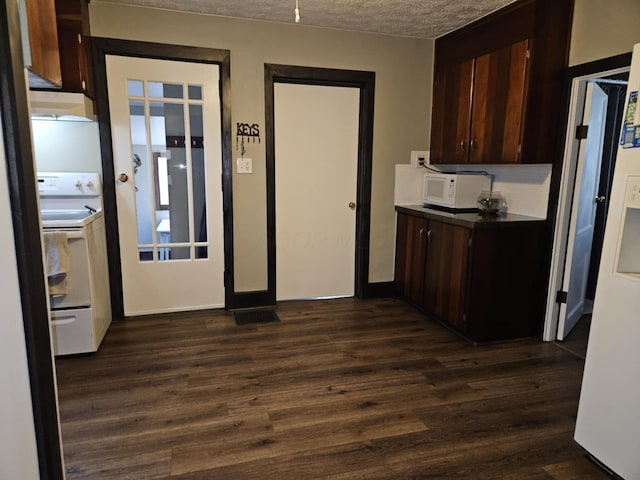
410,150,430,168
236,157,253,174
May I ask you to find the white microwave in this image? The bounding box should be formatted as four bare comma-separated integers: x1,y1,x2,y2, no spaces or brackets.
423,173,491,211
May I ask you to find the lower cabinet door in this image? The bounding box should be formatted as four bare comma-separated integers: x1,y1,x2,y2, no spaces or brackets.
402,215,429,306
423,220,470,330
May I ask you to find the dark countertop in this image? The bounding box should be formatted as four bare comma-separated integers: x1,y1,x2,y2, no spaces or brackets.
396,205,547,229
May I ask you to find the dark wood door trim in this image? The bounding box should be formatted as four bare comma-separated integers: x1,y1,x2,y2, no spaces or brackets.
92,38,234,317
0,0,64,477
264,64,375,305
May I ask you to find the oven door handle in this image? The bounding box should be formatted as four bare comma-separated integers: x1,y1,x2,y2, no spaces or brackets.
64,231,85,239
45,230,85,239
51,316,76,326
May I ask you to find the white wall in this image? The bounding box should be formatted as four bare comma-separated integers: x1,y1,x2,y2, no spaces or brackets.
33,1,640,293
90,3,434,289
0,114,40,480
395,163,551,218
31,119,102,173
447,164,552,218
570,0,640,66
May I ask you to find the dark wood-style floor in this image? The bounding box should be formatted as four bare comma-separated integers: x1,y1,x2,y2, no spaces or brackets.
555,314,592,360
55,298,609,479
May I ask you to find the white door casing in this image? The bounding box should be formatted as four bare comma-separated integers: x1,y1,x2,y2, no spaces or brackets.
106,55,224,315
543,66,629,342
274,83,360,301
557,82,608,340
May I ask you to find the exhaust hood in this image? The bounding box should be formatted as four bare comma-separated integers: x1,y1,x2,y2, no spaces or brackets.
29,90,96,121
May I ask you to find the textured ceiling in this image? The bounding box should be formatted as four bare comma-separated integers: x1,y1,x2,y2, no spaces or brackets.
96,0,518,39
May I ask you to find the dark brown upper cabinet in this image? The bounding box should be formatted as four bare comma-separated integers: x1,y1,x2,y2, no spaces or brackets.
22,0,63,87
55,0,94,97
430,0,574,165
470,39,530,164
430,59,474,165
431,40,530,164
21,0,94,95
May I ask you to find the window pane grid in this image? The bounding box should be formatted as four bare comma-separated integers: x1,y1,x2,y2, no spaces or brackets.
128,78,208,262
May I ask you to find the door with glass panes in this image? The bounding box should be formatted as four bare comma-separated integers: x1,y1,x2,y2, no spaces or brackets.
106,55,224,315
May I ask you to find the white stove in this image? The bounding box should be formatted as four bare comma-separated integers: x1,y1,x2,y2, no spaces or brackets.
38,172,112,356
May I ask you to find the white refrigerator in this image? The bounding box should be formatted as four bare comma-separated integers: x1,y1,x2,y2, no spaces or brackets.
574,42,640,479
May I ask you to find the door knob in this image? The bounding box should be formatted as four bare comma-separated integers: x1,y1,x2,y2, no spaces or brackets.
119,173,129,183
348,202,356,209
595,195,606,203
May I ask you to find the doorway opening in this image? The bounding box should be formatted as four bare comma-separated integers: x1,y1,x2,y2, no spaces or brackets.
544,54,631,350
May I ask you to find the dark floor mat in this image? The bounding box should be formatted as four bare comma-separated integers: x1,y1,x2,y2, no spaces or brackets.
234,310,279,326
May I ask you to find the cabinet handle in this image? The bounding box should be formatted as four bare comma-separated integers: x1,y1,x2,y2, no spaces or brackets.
427,230,432,242
470,139,476,150
419,228,425,240
460,140,466,152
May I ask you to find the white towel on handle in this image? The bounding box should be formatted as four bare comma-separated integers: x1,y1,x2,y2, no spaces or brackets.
44,232,70,296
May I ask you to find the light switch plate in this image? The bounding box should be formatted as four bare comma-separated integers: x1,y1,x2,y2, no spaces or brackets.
237,157,252,174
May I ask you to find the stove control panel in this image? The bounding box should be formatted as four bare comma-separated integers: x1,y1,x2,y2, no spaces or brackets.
37,172,102,197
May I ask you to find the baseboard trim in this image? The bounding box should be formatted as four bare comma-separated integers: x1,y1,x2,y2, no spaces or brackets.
227,290,275,311
228,282,398,309
362,281,400,298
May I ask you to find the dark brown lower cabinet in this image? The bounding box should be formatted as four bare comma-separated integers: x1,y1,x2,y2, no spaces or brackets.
395,210,546,343
423,220,470,331
394,213,428,306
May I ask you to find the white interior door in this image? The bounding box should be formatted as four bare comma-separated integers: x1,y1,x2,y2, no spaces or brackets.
274,83,359,301
558,82,608,339
106,55,224,316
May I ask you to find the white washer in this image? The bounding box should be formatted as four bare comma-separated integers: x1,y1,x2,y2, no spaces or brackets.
38,172,112,356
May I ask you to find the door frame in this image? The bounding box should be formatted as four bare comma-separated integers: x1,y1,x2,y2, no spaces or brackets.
92,38,234,318
556,81,608,340
264,64,375,306
0,0,64,476
543,52,631,341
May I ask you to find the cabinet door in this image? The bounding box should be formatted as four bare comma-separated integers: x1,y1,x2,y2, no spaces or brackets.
423,220,470,330
56,0,94,96
466,226,544,342
469,39,530,164
395,213,428,305
23,0,62,86
430,59,474,164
